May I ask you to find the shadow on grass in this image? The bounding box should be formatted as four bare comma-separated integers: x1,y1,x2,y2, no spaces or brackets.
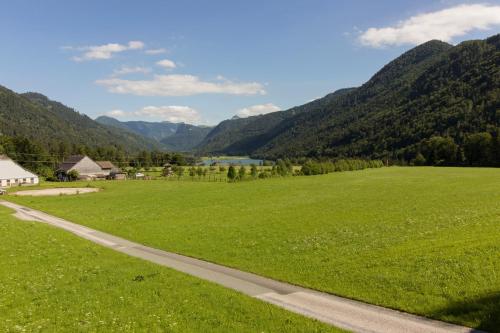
434,293,500,333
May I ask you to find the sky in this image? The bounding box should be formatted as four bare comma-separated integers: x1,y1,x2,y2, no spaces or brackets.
1,0,499,125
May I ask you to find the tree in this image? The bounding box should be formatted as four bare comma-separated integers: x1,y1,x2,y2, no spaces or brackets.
196,166,203,178
172,165,184,179
170,153,186,166
227,165,237,181
421,136,458,165
250,164,258,178
67,170,79,181
412,153,426,166
464,132,493,165
238,166,246,179
189,167,196,178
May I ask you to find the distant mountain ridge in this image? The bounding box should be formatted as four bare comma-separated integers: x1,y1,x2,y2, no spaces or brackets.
0,89,161,152
196,34,500,162
95,116,213,152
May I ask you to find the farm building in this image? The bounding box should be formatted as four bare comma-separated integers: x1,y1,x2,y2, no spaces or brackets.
57,155,105,180
96,161,126,180
96,161,120,176
0,155,39,187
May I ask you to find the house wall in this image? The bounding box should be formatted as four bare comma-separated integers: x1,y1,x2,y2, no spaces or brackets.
71,157,103,176
0,177,39,188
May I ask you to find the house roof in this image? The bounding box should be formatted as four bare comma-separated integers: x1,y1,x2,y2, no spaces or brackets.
58,155,86,172
0,156,38,179
96,161,117,170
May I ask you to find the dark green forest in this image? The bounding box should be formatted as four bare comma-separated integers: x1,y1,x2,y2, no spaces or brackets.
196,34,500,166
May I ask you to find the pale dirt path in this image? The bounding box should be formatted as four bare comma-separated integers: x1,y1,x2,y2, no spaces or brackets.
11,188,99,196
0,200,485,333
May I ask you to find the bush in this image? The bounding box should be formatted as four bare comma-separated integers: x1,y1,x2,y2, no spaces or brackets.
67,170,79,181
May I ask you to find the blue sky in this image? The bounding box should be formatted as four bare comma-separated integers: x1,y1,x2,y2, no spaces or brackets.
1,0,499,125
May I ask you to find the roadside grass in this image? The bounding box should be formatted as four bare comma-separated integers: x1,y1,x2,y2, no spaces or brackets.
6,167,500,331
0,205,341,332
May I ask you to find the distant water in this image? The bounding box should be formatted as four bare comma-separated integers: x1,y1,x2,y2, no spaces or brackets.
202,158,263,166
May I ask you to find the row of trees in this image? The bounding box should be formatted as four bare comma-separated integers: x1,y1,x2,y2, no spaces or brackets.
404,131,500,166
300,159,384,176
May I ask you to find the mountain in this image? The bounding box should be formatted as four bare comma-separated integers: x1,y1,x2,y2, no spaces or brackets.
96,116,178,141
196,87,356,155
96,116,212,151
197,34,500,162
0,89,160,152
161,124,213,151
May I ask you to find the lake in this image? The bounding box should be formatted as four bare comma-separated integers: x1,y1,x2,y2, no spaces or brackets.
202,157,264,166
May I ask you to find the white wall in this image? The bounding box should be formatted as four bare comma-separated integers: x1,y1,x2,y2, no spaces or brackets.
0,177,39,187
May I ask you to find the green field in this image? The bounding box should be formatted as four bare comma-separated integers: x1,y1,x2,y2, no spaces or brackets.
5,167,500,331
0,205,340,332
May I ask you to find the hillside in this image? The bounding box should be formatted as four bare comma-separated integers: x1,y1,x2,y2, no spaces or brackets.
96,116,178,141
161,123,213,151
0,89,161,153
197,88,356,155
197,34,500,165
96,116,212,151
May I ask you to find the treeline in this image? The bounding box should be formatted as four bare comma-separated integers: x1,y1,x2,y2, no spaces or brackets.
0,135,196,177
396,130,500,167
300,159,384,176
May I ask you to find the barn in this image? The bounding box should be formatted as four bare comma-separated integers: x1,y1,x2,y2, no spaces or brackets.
96,161,119,176
57,155,104,180
0,155,39,188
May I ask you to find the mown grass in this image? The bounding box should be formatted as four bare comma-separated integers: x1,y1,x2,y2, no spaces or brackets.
0,205,341,332
6,167,500,331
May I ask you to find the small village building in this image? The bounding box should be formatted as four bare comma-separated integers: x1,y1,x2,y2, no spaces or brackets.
162,163,174,176
110,172,127,180
57,155,105,180
0,155,39,188
96,161,120,176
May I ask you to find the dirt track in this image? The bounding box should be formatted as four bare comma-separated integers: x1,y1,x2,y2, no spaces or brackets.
12,188,99,196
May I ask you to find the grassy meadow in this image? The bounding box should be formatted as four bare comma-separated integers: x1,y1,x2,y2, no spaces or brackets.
0,205,340,332
5,167,500,331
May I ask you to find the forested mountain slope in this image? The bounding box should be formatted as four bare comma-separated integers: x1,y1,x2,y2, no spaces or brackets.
161,123,213,151
96,116,178,141
96,116,213,151
196,88,356,154
0,89,160,152
198,34,500,165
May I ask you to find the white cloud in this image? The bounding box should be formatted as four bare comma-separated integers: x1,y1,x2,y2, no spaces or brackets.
106,109,126,117
127,41,144,50
96,74,266,96
105,106,201,123
359,4,500,47
236,103,281,118
156,59,177,69
112,66,151,76
69,41,145,61
145,48,167,55
134,105,201,123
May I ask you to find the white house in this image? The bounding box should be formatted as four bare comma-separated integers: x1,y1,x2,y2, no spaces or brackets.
0,155,39,188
